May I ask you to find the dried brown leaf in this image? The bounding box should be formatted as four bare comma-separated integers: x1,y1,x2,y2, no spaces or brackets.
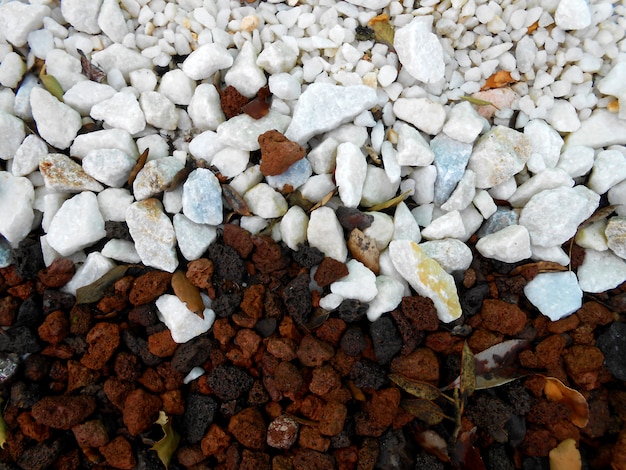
75,265,130,304
368,14,395,49
367,190,411,212
222,184,252,216
388,374,441,401
460,342,476,399
480,70,516,91
510,261,568,280
171,271,205,317
543,376,590,428
401,398,448,425
308,189,336,213
128,148,149,186
526,19,539,34
77,49,106,83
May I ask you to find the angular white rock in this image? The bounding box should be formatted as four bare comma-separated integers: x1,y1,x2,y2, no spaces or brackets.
588,150,626,195
97,188,134,222
243,183,288,219
139,91,178,130
62,252,116,296
92,44,152,80
12,134,47,177
47,192,106,256
256,40,298,75
285,83,378,145
0,173,34,246
566,110,626,149
523,119,564,169
158,69,196,106
156,294,216,343
605,217,626,259
547,100,580,133
0,111,25,160
61,0,102,34
217,110,291,151
577,249,626,293
468,126,532,188
280,206,309,251
393,202,421,243
475,225,532,263
40,153,104,193
91,91,146,135
299,174,336,203
361,166,400,208
0,2,49,47
98,0,128,43
70,129,138,160
307,137,339,175
182,168,223,226
393,98,446,135
224,41,266,98
173,214,217,261
389,240,462,323
396,122,434,166
364,212,395,251
133,157,185,201
126,199,178,272
473,190,497,219
557,145,595,178
335,142,367,208
268,73,301,101
555,0,592,30
211,147,250,178
381,141,401,184
63,81,117,116
188,130,226,161
366,275,405,322
101,239,141,264
524,271,582,321
307,206,347,262
508,168,574,207
0,52,26,88
575,219,608,251
442,101,485,144
421,211,466,240
330,260,378,302
441,170,476,212
531,245,571,266
420,238,473,273
187,84,225,131
394,17,445,84
30,88,82,150
82,149,136,188
182,43,234,80
519,186,600,247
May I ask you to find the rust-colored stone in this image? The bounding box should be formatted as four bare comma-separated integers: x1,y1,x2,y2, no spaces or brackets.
81,322,120,370
355,388,401,437
31,395,96,430
123,388,162,436
564,345,604,390
315,317,347,346
258,130,306,176
309,364,341,397
390,347,439,383
313,257,349,287
38,257,75,288
298,425,330,452
148,329,178,357
228,407,267,450
17,412,51,442
318,401,347,436
128,270,172,306
223,224,254,259
297,335,334,367
99,436,136,470
72,419,109,448
576,301,615,327
480,299,527,335
38,310,68,344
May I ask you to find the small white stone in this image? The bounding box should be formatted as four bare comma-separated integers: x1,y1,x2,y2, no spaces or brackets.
217,110,291,151
307,206,347,262
62,252,116,296
566,110,626,149
0,2,49,47
0,173,34,246
12,135,47,177
243,183,288,219
158,69,196,106
40,153,104,193
524,271,582,321
588,150,626,195
183,367,206,385
335,142,367,208
330,259,378,302
364,212,395,252
182,168,223,226
126,199,178,272
523,119,564,169
188,130,226,161
393,98,446,135
319,293,344,311
531,245,571,266
61,0,102,34
394,17,445,84
71,128,138,160
421,210,466,240
396,122,434,166
63,81,117,116
224,41,266,98
139,91,178,130
98,0,128,43
240,216,268,235
420,238,473,272
0,52,26,89
129,69,157,93
268,73,301,101
476,225,532,263
280,206,309,251
156,294,216,343
366,275,405,322
410,166,438,205
441,170,476,212
307,137,339,175
256,40,298,75
555,0,592,30
577,249,626,293
210,147,249,178
91,91,146,135
133,157,185,201
92,44,152,81
47,192,106,256
173,213,217,261
381,141,401,184
508,168,574,207
182,43,234,80
0,112,25,161
442,101,485,144
546,100,580,133
41,193,69,233
97,188,134,222
187,84,225,131
488,176,518,201
473,190,497,219
30,88,82,150
83,149,136,188
393,202,421,243
575,219,608,251
299,174,336,203
361,166,400,208
556,145,595,178
101,239,141,263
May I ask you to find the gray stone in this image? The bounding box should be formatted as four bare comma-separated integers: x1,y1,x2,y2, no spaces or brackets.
431,133,473,205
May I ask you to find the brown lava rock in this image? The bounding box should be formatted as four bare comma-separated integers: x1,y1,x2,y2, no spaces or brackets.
81,322,120,370
258,129,306,176
148,329,178,357
401,295,440,331
72,419,109,448
99,436,136,470
201,423,231,457
128,270,171,306
355,387,401,437
267,415,300,449
480,299,527,335
313,257,349,287
37,257,75,288
31,395,96,430
37,310,68,344
563,344,605,390
228,406,267,450
297,334,334,367
390,347,439,382
123,388,162,435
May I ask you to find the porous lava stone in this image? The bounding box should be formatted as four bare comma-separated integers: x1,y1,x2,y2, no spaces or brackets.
208,364,254,401
180,394,218,444
370,316,402,364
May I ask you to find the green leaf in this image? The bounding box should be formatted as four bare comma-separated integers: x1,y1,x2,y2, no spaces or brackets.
460,342,476,399
151,411,180,469
367,190,411,212
460,95,497,107
39,67,64,102
0,398,7,449
401,398,449,425
75,265,130,304
368,14,395,49
389,374,441,401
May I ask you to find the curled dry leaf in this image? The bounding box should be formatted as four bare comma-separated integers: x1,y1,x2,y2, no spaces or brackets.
367,190,411,212
151,411,180,469
127,148,149,186
548,438,581,470
510,261,568,281
77,49,106,83
460,342,477,399
75,265,130,304
480,70,517,91
401,398,448,425
171,270,205,318
348,228,380,274
222,184,252,216
388,374,442,401
543,376,590,428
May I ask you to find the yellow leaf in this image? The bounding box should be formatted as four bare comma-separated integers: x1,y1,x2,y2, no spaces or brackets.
0,398,7,449
171,271,205,317
401,398,449,425
460,342,476,399
39,66,64,102
543,376,589,428
389,374,441,401
151,411,180,469
367,190,411,212
549,438,581,470
368,14,395,49
480,70,516,91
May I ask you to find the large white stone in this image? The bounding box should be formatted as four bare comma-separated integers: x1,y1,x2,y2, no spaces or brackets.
330,259,378,302
361,166,400,208
280,206,309,251
421,211,466,240
61,0,102,34
139,91,178,131
243,183,288,219
566,110,626,148
92,44,152,80
133,157,185,201
224,41,266,98
47,192,106,256
284,83,377,145
30,88,82,150
98,0,127,43
396,122,434,166
476,225,532,263
61,252,116,296
187,84,225,131
126,199,178,272
12,135,47,177
211,147,250,179
217,110,291,151
335,142,367,208
0,2,49,47
556,145,595,178
577,249,626,293
587,150,626,195
523,119,564,169
393,98,446,135
101,239,141,264
173,213,217,261
0,173,34,246
63,81,117,116
156,294,216,343
91,91,146,135
307,206,347,262
442,101,485,144
366,275,405,322
0,111,25,160
555,0,592,30
182,43,234,80
97,188,134,222
393,202,421,243
83,149,136,188
394,17,445,84
70,129,138,160
158,69,196,106
182,168,223,225
256,40,298,75
524,271,582,321
508,168,574,207
420,238,473,272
